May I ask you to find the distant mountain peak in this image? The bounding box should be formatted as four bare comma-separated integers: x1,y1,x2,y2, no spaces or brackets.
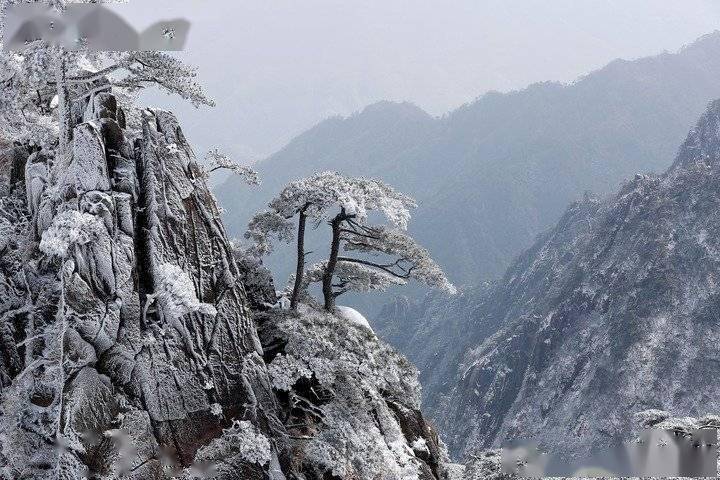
421,98,720,459
672,98,720,171
680,29,720,53
349,100,434,125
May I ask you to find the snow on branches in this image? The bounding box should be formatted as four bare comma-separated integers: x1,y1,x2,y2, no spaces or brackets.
189,419,272,475
339,222,457,294
245,210,294,257
246,171,415,260
202,148,259,185
304,260,405,294
246,171,453,310
112,51,213,108
0,23,213,155
265,171,415,227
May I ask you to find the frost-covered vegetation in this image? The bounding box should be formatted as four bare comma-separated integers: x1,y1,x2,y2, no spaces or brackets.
39,210,104,258
246,171,455,310
0,0,212,159
202,148,259,186
186,419,272,477
0,4,458,476
257,308,460,479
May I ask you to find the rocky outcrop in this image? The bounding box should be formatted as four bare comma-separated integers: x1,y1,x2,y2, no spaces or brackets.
0,142,29,187
232,252,278,312
426,100,720,460
256,309,459,480
1,89,461,479
0,93,286,478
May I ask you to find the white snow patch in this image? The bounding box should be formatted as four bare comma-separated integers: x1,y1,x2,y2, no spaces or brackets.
39,210,104,258
154,263,217,319
209,403,223,417
336,305,374,333
274,292,291,310
411,438,428,454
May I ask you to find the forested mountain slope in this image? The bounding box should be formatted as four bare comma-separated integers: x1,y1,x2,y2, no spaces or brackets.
390,99,720,461
217,32,720,292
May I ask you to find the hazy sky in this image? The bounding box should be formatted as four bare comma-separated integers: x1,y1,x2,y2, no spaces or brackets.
116,0,720,161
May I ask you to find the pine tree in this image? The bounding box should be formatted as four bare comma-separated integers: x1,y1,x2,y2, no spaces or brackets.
246,171,455,311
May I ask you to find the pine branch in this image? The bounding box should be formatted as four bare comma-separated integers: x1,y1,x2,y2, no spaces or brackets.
336,256,412,279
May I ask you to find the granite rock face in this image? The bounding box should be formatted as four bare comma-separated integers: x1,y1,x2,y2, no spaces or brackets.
1,91,458,479
256,309,459,480
0,94,285,478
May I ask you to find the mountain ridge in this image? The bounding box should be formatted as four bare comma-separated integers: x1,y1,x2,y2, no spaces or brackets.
383,98,720,461
216,31,720,307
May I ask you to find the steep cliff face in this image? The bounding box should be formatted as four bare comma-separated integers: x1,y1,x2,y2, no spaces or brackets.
373,198,605,422
0,93,285,478
0,91,456,479
429,100,720,459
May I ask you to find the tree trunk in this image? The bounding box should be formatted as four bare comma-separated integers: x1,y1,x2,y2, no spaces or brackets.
323,214,343,311
290,210,307,310
55,53,70,169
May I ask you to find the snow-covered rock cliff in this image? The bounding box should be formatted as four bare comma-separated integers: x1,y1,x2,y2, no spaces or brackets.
256,309,458,479
1,92,285,478
0,90,454,479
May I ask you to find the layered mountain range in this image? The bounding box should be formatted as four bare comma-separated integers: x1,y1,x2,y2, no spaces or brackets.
379,99,720,461
217,32,720,300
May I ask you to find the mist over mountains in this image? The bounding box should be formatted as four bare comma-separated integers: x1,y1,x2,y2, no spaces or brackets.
216,32,720,305
6,2,720,475
401,98,720,461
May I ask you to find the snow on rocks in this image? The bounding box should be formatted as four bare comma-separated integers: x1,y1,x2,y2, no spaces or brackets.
0,93,283,479
64,122,111,193
39,209,104,258
336,305,374,333
256,308,456,479
154,262,217,319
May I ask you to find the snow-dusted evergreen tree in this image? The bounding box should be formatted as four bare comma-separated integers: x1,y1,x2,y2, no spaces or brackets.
0,0,212,166
318,219,457,308
202,148,259,185
246,171,455,311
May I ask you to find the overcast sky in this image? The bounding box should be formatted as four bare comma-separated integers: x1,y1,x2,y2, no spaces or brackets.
116,0,720,161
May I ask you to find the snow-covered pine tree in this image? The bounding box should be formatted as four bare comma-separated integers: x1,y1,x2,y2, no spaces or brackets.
202,148,259,185
0,0,213,168
246,171,455,311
